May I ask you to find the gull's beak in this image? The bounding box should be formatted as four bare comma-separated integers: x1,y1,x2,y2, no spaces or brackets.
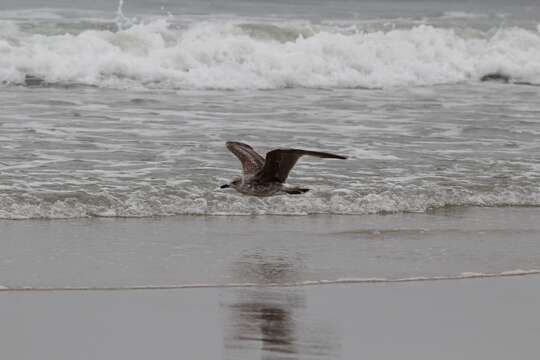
220,184,230,189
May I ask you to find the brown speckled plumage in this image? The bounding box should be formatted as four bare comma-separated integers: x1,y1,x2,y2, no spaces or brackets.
221,141,347,197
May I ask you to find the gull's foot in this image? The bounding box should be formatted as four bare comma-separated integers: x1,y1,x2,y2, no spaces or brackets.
284,187,310,195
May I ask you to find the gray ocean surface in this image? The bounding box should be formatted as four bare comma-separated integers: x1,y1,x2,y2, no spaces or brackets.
1,0,539,291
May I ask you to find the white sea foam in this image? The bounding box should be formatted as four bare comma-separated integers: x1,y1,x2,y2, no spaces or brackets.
440,11,491,19
0,186,539,219
1,18,540,89
0,269,537,292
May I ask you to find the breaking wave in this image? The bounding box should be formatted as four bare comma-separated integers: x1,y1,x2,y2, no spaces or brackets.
1,17,540,89
1,186,539,219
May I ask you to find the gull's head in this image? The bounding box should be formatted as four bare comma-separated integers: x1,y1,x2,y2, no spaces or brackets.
220,177,242,190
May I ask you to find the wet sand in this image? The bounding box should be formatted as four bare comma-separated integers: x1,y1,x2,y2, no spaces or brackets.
1,275,539,360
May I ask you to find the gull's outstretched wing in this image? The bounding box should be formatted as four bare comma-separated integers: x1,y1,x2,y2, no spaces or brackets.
225,141,265,175
255,148,347,183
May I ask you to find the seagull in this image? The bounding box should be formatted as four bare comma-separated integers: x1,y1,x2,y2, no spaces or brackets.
220,141,347,196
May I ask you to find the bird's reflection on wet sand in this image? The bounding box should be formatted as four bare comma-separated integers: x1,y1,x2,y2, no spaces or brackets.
223,254,339,359
226,289,301,359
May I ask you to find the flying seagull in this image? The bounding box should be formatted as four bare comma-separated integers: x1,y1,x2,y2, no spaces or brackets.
220,141,347,196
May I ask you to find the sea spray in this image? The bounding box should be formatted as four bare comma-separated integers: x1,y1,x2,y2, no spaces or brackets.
114,0,138,32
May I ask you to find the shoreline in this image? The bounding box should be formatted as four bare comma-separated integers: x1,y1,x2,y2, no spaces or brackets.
1,269,539,292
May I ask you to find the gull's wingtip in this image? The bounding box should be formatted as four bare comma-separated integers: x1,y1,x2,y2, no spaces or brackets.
226,141,244,148
226,141,256,151
225,141,237,151
309,151,348,160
